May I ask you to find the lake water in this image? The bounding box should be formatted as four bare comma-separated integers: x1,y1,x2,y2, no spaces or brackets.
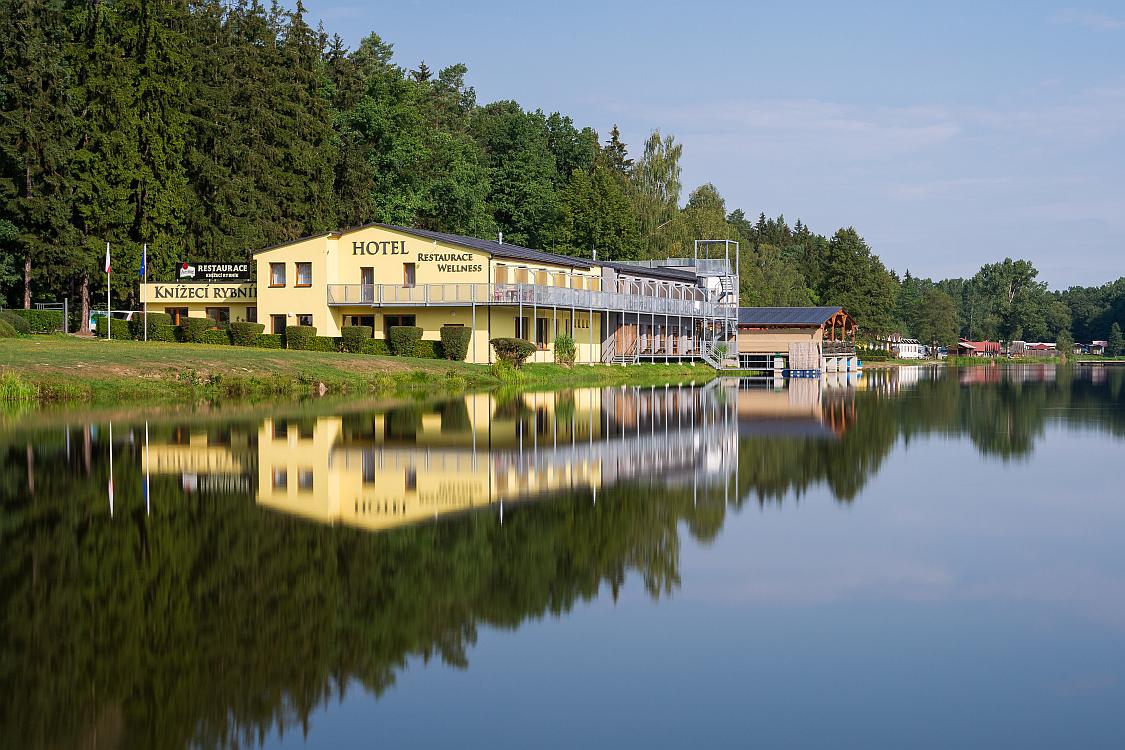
2,364,1125,748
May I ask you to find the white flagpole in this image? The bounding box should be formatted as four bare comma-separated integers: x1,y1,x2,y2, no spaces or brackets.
145,420,151,515
142,243,148,341
108,421,115,517
106,242,111,341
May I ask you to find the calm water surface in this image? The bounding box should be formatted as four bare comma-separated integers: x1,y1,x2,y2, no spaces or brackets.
2,365,1125,748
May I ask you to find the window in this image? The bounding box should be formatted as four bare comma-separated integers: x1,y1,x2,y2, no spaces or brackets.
296,262,312,287
515,316,530,340
165,307,188,325
246,306,257,323
297,314,313,327
205,307,230,323
269,262,286,287
347,315,375,330
515,267,529,284
403,262,416,288
271,314,286,334
384,314,416,337
271,468,287,490
298,468,314,491
536,317,549,349
273,420,288,440
536,270,548,286
494,264,508,284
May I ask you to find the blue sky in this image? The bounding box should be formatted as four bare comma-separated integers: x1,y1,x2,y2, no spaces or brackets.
302,0,1125,288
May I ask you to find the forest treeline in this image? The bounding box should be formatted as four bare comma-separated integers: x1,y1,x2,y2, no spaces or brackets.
1,0,1123,344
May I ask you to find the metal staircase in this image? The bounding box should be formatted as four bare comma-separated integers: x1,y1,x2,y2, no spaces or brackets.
605,338,640,365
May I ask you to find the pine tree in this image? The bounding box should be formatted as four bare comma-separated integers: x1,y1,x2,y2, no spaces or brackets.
602,124,632,175
1108,322,1123,357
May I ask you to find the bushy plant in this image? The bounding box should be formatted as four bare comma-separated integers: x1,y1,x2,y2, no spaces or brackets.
413,339,444,359
152,324,178,342
230,321,266,346
388,325,423,356
0,319,18,338
306,336,338,352
339,325,372,353
256,333,284,349
284,325,316,350
361,338,390,355
8,308,63,333
202,329,232,345
128,311,173,340
95,317,131,339
180,317,212,343
490,337,536,367
0,310,32,334
440,325,471,361
553,332,576,367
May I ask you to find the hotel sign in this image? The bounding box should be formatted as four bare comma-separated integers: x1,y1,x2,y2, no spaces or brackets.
177,261,252,282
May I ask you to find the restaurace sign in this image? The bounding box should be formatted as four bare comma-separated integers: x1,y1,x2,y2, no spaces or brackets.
177,262,252,282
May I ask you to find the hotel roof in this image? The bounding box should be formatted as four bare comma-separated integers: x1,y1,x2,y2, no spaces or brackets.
738,306,844,326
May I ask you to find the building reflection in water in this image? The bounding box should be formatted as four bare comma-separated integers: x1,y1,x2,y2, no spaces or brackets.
133,379,857,532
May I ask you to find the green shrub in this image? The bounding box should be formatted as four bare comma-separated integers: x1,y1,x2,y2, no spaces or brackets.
201,329,232,346
95,317,132,339
128,311,173,340
230,321,266,346
554,333,576,367
0,310,31,334
490,337,536,367
388,325,423,356
9,308,63,333
440,325,471,361
361,338,390,355
256,333,283,349
339,325,372,353
285,325,316,350
306,336,338,352
180,317,212,343
857,346,890,362
152,324,178,342
0,319,18,338
413,339,443,359
0,371,37,401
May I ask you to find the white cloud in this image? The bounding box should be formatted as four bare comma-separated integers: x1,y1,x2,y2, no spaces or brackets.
1053,9,1125,31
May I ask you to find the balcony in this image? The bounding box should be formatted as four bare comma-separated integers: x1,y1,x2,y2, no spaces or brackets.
326,283,737,320
822,341,857,355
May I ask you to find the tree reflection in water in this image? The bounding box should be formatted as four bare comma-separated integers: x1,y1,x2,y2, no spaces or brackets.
0,366,1122,748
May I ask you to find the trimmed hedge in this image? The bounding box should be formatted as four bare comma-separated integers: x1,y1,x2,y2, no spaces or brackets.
152,324,178,342
388,325,423,356
306,336,338,352
230,321,266,346
285,325,316,350
201,329,232,346
413,339,443,359
440,325,471,361
96,317,132,339
181,317,212,343
128,311,173,341
256,333,284,349
339,325,372,353
0,319,17,338
8,308,64,333
0,310,32,334
490,337,536,367
361,338,390,355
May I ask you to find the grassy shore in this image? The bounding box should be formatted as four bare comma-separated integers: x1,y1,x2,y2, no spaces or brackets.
0,335,715,406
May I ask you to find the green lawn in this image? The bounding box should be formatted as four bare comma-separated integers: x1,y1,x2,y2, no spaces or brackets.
0,335,715,405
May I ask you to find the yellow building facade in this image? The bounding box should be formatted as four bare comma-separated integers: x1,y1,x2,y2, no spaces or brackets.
140,223,739,365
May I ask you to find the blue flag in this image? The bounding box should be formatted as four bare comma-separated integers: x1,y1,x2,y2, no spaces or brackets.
138,243,147,280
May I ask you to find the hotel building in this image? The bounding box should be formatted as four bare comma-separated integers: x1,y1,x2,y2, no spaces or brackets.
141,223,739,365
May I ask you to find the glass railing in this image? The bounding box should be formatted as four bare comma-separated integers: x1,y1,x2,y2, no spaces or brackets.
326,283,737,319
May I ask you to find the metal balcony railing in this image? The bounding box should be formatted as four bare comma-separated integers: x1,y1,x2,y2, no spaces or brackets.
326,283,738,320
